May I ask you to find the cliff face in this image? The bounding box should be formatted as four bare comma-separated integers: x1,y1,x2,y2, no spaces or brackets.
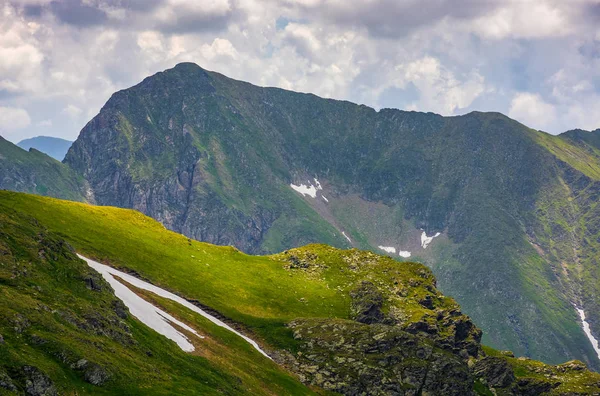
63,63,600,369
64,65,285,252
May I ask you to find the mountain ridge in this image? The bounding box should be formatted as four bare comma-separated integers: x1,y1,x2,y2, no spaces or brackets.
2,62,600,371
58,63,600,369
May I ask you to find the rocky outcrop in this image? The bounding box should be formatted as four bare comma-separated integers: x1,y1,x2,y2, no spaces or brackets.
283,318,474,395
0,369,17,392
473,357,515,388
74,360,111,386
350,281,386,325
274,247,487,395
281,319,597,395
21,366,58,396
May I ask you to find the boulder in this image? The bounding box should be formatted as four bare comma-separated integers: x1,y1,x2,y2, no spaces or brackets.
472,357,515,388
0,370,16,392
21,365,57,396
350,281,385,324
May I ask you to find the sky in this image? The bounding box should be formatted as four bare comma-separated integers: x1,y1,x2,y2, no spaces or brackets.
1,0,600,143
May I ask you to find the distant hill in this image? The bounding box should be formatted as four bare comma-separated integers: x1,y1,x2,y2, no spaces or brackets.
0,136,87,201
17,136,73,161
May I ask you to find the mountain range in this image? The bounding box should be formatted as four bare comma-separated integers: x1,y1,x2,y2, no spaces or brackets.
2,62,600,375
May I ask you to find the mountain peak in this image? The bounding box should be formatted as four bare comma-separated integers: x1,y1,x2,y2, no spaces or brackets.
172,61,204,71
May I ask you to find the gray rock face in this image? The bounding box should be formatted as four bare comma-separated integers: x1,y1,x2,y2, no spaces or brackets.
71,359,110,385
82,363,111,386
515,378,559,395
22,366,57,396
283,318,474,396
473,357,515,388
0,370,17,392
83,272,104,291
350,281,386,324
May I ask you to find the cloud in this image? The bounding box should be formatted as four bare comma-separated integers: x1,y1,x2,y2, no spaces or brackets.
470,1,573,39
200,38,239,61
281,0,501,38
380,56,487,115
508,92,557,131
150,0,237,33
62,104,83,118
0,6,45,96
282,23,322,58
0,0,599,142
49,0,108,27
0,106,31,131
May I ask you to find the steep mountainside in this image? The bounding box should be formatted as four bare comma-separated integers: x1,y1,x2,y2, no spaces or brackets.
59,64,600,367
61,63,600,369
17,136,73,161
60,63,600,369
0,136,86,201
2,190,600,395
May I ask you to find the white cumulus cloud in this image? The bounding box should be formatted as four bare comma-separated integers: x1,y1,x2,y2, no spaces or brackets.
508,93,557,131
0,106,31,133
391,56,486,115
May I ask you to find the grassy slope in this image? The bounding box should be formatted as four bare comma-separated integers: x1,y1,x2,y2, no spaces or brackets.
533,130,600,180
2,191,600,394
0,191,435,347
0,204,310,395
0,137,85,202
530,129,600,356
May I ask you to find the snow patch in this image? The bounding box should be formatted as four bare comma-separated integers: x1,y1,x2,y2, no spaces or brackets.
290,183,318,198
576,307,600,360
421,231,441,249
290,177,324,199
313,178,323,190
322,195,329,203
378,246,396,254
399,251,411,258
82,256,201,352
80,255,271,359
342,231,352,243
